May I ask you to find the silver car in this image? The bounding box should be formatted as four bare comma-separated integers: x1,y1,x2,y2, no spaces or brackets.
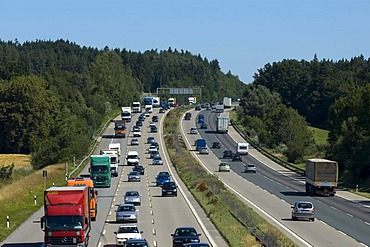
152,156,163,165
244,164,256,173
115,204,138,223
291,201,315,221
131,138,139,146
128,171,141,182
124,191,141,206
199,147,209,155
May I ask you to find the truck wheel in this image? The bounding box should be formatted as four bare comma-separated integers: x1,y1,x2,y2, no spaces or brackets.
311,218,315,222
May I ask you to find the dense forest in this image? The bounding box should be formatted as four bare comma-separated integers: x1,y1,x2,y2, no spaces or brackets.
238,55,370,187
0,39,245,169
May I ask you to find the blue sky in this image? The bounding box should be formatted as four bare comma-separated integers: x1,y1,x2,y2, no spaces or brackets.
1,0,370,83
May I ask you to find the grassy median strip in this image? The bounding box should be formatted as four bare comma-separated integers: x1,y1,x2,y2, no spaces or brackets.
163,107,297,247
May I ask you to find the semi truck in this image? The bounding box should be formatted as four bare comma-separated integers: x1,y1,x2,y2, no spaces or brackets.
90,155,111,188
144,97,153,106
305,158,338,196
132,101,141,113
216,113,229,133
114,120,126,138
121,107,132,122
41,186,91,247
223,97,232,108
168,97,176,107
215,104,224,113
100,149,119,177
109,142,121,157
195,139,206,151
145,104,153,113
67,177,98,221
152,97,160,108
188,97,196,105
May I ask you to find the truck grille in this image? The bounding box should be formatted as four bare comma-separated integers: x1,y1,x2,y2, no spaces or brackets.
49,236,81,244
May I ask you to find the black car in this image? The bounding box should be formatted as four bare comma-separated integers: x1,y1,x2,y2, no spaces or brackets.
159,108,165,113
200,123,207,129
125,239,150,247
184,112,192,120
150,126,158,133
152,115,159,122
162,182,177,197
195,105,202,111
133,165,145,175
136,120,143,127
147,136,156,144
223,150,233,159
171,227,201,247
232,153,242,161
212,142,221,149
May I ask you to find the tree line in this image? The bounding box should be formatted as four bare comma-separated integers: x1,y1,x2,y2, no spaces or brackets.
238,55,370,187
0,39,245,169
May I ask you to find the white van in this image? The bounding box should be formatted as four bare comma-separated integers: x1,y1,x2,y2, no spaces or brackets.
109,143,121,157
237,142,249,155
126,151,139,166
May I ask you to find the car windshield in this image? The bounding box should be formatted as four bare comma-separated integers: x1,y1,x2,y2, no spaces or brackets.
118,205,135,212
126,191,139,196
163,183,176,188
297,203,312,209
129,172,139,176
45,216,83,230
175,228,197,236
118,227,139,233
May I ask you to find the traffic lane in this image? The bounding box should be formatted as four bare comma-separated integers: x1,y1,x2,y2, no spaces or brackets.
181,115,364,247
100,109,209,246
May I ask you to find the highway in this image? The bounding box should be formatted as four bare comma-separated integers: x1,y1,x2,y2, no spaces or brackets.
180,107,370,247
0,107,227,247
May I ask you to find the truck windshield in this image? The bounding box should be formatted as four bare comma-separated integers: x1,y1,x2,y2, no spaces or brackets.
91,166,108,174
45,216,83,230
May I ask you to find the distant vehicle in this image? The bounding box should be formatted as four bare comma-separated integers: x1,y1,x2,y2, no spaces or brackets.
236,142,249,155
188,96,197,105
223,97,232,108
151,141,159,150
162,182,177,197
152,156,163,165
133,128,142,137
114,225,142,246
244,164,256,173
185,244,210,247
305,158,338,196
200,123,207,129
128,171,141,182
159,108,166,113
184,112,192,120
190,127,198,134
152,115,159,122
115,204,138,223
198,114,205,124
291,201,315,221
132,101,141,113
171,227,201,247
195,105,202,111
147,136,156,144
232,153,242,162
195,139,206,151
121,106,132,122
131,138,139,146
125,239,150,247
149,150,160,159
126,151,139,166
219,162,231,172
152,96,160,108
199,147,209,155
136,120,143,126
124,190,141,206
150,125,158,133
133,165,145,175
168,97,176,107
158,171,170,177
223,150,233,159
212,142,221,149
148,145,158,153
156,174,170,186
217,113,229,133
114,120,126,138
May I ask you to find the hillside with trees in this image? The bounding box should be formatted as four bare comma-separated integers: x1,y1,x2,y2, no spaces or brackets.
0,39,245,170
238,55,370,187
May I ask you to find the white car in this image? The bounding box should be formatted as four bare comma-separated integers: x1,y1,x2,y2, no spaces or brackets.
244,164,256,173
114,225,143,246
148,145,158,153
190,127,198,134
133,129,141,137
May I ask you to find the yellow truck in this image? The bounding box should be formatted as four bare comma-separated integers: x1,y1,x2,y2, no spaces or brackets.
67,177,98,221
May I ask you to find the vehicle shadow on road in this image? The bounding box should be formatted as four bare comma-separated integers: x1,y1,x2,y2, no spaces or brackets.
280,191,307,197
1,243,43,247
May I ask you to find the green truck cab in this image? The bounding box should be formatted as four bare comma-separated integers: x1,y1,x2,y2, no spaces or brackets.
90,155,111,188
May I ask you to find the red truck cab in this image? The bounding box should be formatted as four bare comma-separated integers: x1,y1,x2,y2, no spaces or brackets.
41,186,91,247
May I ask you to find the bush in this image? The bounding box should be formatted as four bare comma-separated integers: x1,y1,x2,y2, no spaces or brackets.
0,164,14,179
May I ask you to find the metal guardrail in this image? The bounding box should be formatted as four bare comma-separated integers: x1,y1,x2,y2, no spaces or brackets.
68,117,113,177
231,121,305,176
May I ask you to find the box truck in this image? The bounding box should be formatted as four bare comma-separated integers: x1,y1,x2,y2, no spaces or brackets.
217,114,229,133
90,155,111,188
305,158,338,196
121,106,132,122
